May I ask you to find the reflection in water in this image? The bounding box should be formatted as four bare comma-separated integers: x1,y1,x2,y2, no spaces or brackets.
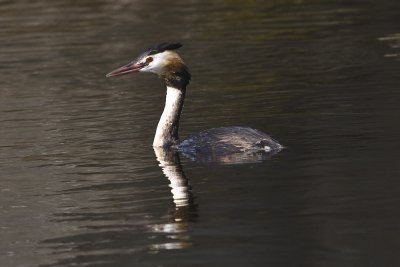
150,147,198,251
378,33,400,60
38,149,197,267
154,147,197,219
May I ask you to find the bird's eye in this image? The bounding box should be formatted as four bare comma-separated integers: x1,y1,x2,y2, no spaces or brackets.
146,57,153,64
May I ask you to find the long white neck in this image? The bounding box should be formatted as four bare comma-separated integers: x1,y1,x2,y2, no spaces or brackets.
153,86,185,147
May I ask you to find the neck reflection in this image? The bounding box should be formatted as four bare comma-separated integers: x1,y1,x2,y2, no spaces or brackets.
153,146,197,222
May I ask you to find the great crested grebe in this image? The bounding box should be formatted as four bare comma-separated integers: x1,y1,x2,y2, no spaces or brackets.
106,42,282,158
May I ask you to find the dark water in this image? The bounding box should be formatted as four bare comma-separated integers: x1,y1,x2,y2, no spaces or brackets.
1,0,400,266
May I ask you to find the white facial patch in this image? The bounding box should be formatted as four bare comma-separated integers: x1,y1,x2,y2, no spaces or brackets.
139,51,180,74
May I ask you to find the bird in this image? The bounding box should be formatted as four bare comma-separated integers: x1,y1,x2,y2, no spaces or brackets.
106,42,282,160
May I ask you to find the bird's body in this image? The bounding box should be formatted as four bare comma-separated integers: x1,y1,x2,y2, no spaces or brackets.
177,126,281,154
107,43,282,160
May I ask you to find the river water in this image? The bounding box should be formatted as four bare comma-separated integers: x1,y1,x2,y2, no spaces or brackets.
1,0,399,266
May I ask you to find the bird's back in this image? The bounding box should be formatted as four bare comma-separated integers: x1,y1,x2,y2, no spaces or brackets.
176,126,282,162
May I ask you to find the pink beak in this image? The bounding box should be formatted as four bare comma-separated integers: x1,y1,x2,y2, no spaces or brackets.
106,61,145,77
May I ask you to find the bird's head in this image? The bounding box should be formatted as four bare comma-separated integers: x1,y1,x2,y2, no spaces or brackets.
106,43,190,88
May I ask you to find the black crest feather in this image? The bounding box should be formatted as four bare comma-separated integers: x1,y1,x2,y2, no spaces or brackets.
147,42,182,55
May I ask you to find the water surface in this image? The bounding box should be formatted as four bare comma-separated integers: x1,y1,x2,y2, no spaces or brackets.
1,0,400,266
